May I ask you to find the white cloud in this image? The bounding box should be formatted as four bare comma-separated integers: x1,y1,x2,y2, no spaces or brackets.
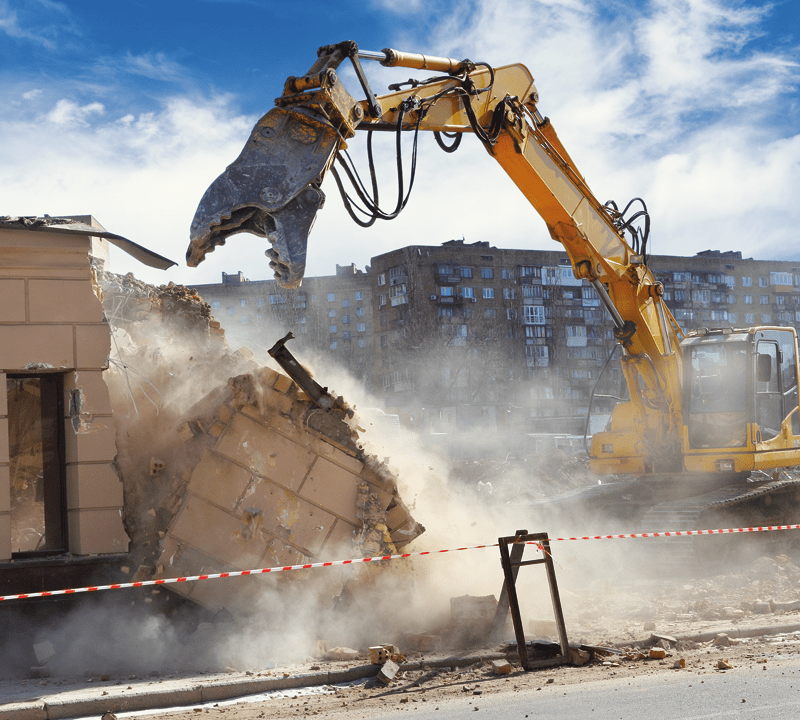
0,0,78,49
0,95,257,285
101,51,189,83
46,99,105,126
22,88,42,100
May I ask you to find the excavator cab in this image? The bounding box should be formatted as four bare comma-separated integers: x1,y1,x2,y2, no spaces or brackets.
682,328,800,460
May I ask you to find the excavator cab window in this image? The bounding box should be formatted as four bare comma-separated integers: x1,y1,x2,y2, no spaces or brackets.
756,342,782,440
687,342,748,448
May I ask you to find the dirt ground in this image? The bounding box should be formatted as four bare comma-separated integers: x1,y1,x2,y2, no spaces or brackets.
141,549,800,720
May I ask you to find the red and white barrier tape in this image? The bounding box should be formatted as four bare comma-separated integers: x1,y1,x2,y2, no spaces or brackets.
3,524,799,602
0,543,498,602
549,524,800,541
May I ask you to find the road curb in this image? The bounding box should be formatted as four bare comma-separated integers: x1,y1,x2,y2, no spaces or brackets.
0,653,505,720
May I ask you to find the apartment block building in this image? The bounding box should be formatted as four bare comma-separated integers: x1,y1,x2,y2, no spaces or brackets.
369,242,800,434
191,264,375,381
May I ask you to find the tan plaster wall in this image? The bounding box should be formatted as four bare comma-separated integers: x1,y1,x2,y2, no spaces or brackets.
0,225,127,558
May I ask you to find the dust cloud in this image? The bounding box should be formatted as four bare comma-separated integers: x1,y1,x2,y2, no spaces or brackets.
5,274,787,682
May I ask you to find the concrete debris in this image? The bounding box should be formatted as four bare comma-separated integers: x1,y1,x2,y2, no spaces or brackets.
713,633,738,647
32,641,56,665
567,649,590,667
491,659,512,675
324,647,360,662
649,633,677,646
368,645,405,665
672,658,686,669
649,648,666,660
753,601,772,614
717,659,732,670
401,633,443,653
450,595,498,645
377,659,400,685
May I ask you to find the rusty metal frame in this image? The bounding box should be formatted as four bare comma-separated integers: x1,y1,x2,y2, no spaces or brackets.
492,529,570,670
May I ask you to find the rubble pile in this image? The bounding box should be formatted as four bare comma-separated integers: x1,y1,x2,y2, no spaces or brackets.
95,271,424,619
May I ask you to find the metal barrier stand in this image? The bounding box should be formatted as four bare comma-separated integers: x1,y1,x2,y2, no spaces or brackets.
494,529,570,670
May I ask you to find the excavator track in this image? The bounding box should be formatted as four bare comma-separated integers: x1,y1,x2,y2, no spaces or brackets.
637,478,800,574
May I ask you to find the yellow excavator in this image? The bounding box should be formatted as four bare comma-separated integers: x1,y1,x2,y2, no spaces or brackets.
188,41,800,550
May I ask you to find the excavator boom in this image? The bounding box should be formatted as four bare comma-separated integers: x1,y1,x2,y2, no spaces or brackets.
188,41,800,484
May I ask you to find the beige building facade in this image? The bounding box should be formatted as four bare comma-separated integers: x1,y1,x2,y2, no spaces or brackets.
0,217,127,560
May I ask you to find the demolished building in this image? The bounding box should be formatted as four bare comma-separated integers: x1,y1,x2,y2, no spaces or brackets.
0,216,423,617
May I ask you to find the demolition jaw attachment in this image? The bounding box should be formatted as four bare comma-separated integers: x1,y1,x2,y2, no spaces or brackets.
187,107,341,288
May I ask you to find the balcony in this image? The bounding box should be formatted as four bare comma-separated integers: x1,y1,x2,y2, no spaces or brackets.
436,295,463,306
435,274,462,285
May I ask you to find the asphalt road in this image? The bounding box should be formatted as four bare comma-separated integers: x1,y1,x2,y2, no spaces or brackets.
340,661,800,720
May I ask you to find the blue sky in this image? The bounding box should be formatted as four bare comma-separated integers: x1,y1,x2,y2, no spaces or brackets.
1,0,799,287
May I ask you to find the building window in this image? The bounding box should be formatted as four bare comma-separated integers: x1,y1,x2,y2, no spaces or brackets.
742,277,752,287
460,266,473,278
503,288,515,300
8,374,67,554
257,297,264,307
342,299,350,308
377,274,386,286
439,307,455,317
728,313,738,324
760,295,770,305
762,313,771,323
343,331,351,340
380,335,388,348
327,293,336,302
462,287,474,299
269,294,286,305
330,341,337,350
358,338,365,348
520,266,541,278
501,268,511,279
328,309,336,318
357,322,366,332
378,295,387,306
776,295,786,305
745,313,754,324
691,289,710,303
481,267,493,279
211,301,220,310
356,306,365,317
342,314,350,324
329,325,337,333
242,315,249,324
226,307,235,316
523,305,546,324
566,325,587,347
355,291,364,301
240,299,247,307
484,308,497,319
759,277,768,287
440,286,454,297
482,287,495,299
525,325,547,338
744,295,753,304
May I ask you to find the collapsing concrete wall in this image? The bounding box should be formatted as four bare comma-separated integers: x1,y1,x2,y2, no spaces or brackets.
156,366,422,618
98,271,423,618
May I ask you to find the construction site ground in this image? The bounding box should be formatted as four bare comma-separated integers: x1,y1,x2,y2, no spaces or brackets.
5,550,800,719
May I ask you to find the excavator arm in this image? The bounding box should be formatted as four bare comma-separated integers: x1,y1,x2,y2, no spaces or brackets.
188,41,684,474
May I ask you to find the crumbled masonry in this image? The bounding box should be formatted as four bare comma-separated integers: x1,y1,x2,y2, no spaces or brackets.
97,271,424,618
